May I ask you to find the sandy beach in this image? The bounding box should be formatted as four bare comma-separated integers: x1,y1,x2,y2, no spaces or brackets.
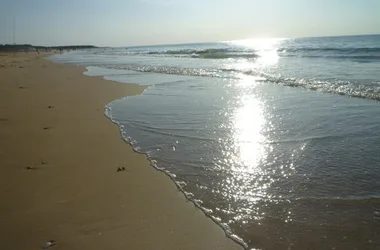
0,53,243,250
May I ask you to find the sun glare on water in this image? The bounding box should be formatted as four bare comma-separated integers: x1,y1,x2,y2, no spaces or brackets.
215,38,289,219
227,38,287,66
233,93,267,170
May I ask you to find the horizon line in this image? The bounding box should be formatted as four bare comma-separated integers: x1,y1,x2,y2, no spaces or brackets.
2,33,379,48
121,33,380,48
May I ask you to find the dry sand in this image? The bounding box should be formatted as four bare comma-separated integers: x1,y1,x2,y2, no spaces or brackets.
0,53,243,250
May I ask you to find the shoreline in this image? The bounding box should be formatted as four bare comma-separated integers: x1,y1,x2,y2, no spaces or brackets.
0,53,243,250
104,101,249,249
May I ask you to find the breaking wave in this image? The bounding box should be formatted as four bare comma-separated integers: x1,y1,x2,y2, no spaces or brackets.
102,63,380,101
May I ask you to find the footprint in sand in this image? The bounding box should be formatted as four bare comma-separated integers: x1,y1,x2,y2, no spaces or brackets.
26,161,49,170
117,166,127,172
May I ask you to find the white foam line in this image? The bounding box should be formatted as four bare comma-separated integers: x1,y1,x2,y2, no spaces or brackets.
104,98,250,250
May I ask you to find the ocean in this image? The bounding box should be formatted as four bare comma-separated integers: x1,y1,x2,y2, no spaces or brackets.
50,35,380,250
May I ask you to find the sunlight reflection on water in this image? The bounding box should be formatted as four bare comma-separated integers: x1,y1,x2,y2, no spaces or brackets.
233,91,267,170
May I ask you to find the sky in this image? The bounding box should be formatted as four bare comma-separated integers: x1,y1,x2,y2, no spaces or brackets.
0,0,379,46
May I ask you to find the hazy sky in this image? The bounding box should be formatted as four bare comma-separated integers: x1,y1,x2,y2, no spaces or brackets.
0,0,379,46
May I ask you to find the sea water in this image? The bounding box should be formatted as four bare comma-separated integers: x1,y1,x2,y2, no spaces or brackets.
50,35,380,250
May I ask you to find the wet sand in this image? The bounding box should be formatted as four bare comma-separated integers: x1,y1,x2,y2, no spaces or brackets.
0,53,243,250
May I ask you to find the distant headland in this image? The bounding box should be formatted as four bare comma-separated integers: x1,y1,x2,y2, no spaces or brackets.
0,44,97,52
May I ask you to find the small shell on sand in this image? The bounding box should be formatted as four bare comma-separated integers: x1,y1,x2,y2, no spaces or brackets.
42,240,56,249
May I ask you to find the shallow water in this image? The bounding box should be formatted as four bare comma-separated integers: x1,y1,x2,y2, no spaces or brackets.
51,35,380,249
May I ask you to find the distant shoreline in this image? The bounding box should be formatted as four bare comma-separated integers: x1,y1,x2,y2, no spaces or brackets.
0,44,97,52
